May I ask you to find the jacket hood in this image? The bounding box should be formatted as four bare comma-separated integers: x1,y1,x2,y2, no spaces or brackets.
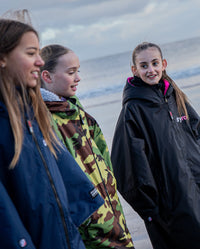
122,76,173,106
40,88,76,115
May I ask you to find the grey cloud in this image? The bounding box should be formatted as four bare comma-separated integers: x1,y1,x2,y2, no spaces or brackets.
1,0,200,60
1,0,150,34
33,0,149,27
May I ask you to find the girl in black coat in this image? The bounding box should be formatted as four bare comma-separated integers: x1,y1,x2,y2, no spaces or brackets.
111,42,200,249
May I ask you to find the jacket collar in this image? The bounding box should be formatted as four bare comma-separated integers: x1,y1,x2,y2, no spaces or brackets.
128,76,170,94
123,76,173,106
40,88,62,102
40,88,77,116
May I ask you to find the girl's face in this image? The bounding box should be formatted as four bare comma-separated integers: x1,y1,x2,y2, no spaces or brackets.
131,47,167,85
1,31,44,88
47,52,80,98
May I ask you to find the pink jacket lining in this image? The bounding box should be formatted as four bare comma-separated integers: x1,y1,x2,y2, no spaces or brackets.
127,77,170,96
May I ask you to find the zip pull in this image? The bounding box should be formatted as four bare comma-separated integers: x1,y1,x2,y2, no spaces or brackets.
27,119,33,134
169,111,173,120
79,114,84,125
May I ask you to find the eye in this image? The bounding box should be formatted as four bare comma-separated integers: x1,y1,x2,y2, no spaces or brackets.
67,69,76,75
27,52,35,56
26,49,37,56
153,62,158,66
141,64,147,69
68,69,80,75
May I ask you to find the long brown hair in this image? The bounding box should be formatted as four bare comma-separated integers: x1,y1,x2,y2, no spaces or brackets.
0,17,60,168
132,42,189,118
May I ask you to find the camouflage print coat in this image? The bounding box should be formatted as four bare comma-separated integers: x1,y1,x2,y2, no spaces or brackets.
41,89,134,249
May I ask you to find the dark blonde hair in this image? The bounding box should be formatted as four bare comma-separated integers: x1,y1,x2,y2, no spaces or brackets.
40,44,72,87
0,16,60,168
132,42,189,118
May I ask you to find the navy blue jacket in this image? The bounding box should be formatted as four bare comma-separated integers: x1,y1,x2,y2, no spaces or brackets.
0,101,104,249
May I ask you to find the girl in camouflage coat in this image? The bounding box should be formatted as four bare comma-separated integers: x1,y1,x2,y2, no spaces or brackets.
40,44,134,249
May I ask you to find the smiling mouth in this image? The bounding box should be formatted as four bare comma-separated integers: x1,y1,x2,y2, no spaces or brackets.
71,85,78,90
147,75,157,79
32,71,39,79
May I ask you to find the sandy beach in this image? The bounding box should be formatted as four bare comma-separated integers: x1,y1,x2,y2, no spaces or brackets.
81,84,200,249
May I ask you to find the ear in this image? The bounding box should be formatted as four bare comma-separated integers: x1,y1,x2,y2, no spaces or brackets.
131,65,138,76
41,70,52,83
0,57,7,68
162,59,167,71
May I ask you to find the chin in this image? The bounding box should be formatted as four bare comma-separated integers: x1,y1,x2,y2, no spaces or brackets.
146,81,158,85
27,82,37,88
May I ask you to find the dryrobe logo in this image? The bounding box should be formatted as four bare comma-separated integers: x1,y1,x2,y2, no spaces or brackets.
176,115,187,123
90,188,99,199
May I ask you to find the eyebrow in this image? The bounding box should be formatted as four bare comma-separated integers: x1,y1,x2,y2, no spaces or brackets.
152,58,159,62
139,58,159,64
66,66,80,70
25,47,38,51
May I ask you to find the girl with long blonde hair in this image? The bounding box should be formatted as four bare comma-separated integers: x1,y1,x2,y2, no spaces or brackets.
0,10,103,249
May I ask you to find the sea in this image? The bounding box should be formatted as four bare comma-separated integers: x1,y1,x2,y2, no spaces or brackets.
77,36,200,112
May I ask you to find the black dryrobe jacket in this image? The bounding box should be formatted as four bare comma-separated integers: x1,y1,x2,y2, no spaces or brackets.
111,76,200,249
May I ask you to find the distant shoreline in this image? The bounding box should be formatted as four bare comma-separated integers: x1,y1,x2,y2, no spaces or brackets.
81,36,200,63
82,82,200,109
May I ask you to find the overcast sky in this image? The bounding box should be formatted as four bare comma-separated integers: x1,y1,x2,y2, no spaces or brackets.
1,0,200,61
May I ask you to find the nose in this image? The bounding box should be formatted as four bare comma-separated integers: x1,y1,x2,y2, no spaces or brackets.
35,55,44,67
148,64,154,72
75,72,81,82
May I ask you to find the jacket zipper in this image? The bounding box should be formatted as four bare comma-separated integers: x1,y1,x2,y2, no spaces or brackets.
27,119,71,249
164,96,174,121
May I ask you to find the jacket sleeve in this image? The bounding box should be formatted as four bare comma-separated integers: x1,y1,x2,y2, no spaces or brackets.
186,102,200,140
85,111,113,171
0,114,36,248
111,105,159,221
56,147,104,227
0,180,36,249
